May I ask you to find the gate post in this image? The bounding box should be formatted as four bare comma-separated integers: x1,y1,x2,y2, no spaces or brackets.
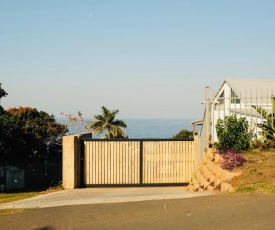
62,135,81,189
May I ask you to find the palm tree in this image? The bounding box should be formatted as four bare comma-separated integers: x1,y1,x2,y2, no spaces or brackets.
89,106,127,138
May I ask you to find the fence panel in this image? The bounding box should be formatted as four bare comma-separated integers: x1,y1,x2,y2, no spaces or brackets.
142,141,194,183
84,141,140,185
0,161,62,191
83,139,196,186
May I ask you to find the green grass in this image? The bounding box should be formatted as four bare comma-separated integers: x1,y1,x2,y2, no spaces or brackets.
0,191,41,204
0,192,40,215
235,182,275,194
0,208,30,215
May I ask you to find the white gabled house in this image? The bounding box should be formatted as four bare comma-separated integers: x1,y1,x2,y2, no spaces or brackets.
211,78,275,142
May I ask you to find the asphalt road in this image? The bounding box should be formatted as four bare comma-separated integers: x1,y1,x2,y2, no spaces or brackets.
1,193,275,230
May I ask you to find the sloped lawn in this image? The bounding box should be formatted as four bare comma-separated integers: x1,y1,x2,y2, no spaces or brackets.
231,149,275,194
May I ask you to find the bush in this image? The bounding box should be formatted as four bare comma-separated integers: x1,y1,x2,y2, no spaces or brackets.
172,129,195,139
216,115,251,152
220,151,247,170
252,139,275,149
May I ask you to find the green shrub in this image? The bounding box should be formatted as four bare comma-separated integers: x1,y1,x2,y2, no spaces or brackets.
172,129,195,139
216,115,251,151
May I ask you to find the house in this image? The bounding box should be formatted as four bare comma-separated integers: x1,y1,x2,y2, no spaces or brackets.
211,78,275,142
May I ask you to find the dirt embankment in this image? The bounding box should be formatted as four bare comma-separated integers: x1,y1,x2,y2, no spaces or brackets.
231,150,275,193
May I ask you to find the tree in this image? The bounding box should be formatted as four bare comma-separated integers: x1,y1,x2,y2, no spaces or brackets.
0,83,8,112
215,115,251,152
172,129,195,139
1,107,67,163
89,106,127,138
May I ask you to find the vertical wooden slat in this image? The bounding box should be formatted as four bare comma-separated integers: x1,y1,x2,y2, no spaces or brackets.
128,142,131,184
110,142,113,184
188,141,191,180
132,142,135,183
125,142,129,184
172,142,175,182
177,142,182,183
136,141,140,184
150,142,153,183
114,141,118,184
122,142,125,184
91,142,95,184
104,141,107,184
119,142,122,184
183,141,186,182
95,142,99,184
155,142,159,183
152,142,154,183
95,142,98,184
98,142,102,184
164,141,167,183
190,141,194,181
166,141,169,183
84,141,87,184
161,142,164,182
95,141,99,184
102,142,106,184
169,141,172,183
142,142,146,183
84,141,88,184
134,142,136,183
143,142,147,183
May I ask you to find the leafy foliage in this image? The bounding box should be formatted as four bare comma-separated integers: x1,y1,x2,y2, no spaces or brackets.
0,83,8,113
172,129,195,139
220,151,247,170
89,106,127,138
0,83,8,100
251,139,275,149
215,115,251,151
252,105,275,141
0,106,67,163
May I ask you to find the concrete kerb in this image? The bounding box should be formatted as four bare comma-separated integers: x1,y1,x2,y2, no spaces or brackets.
0,187,217,209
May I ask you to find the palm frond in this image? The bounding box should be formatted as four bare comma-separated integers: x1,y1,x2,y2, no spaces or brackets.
112,120,127,128
91,106,127,138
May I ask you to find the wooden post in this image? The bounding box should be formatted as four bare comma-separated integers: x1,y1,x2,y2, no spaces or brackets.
205,87,210,149
272,95,275,129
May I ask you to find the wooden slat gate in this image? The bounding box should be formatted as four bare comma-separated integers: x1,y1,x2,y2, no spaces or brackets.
81,139,196,187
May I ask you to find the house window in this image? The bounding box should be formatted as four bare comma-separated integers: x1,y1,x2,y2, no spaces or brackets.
215,90,225,110
219,91,225,106
231,89,240,104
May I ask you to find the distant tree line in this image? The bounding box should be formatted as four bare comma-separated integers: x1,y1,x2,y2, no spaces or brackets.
172,129,196,139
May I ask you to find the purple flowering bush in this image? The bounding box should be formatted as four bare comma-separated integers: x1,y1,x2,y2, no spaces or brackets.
220,151,247,170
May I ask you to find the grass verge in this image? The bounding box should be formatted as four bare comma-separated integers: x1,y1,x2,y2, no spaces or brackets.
0,208,30,215
231,149,275,194
0,191,41,204
0,188,63,215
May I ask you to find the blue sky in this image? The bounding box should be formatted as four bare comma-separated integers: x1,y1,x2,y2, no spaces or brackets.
1,0,275,119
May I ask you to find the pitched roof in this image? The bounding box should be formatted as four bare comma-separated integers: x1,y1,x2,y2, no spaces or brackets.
225,78,275,97
215,78,275,98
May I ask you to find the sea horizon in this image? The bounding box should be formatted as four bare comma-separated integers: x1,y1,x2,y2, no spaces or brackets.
57,118,197,139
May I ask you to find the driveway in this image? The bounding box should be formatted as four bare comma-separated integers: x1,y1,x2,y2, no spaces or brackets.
0,187,215,209
1,193,275,230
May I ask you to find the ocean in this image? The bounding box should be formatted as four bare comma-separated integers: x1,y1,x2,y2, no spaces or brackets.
59,118,194,139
